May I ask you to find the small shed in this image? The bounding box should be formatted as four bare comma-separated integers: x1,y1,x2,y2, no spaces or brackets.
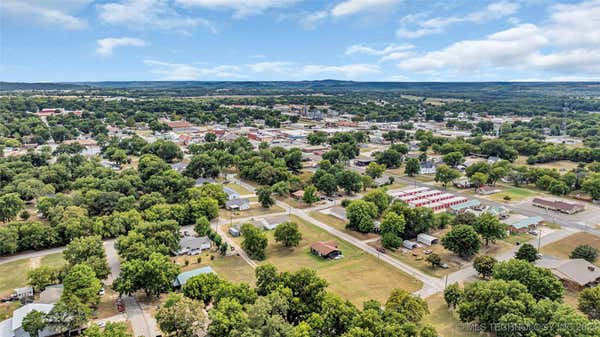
14,286,33,299
228,226,240,237
310,241,342,259
402,240,418,250
417,233,438,246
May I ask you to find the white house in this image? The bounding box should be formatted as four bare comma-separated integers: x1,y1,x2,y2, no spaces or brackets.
225,198,251,211
222,187,241,200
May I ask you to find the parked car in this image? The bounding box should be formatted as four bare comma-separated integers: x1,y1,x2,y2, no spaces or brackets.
99,288,105,296
440,263,449,269
376,247,386,253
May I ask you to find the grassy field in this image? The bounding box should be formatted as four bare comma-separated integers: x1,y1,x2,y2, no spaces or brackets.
487,187,536,203
224,183,252,195
219,203,286,219
423,294,481,337
541,232,600,266
172,252,256,285
0,253,66,297
308,211,378,241
503,232,533,245
228,215,422,305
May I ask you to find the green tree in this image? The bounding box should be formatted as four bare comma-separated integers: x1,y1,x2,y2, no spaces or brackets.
113,253,180,298
434,165,460,189
493,259,563,301
207,298,249,337
362,189,390,216
274,222,302,248
515,243,539,262
316,173,338,196
376,149,402,169
426,253,441,268
82,322,132,337
379,211,405,238
241,223,268,260
45,296,91,333
335,170,363,195
443,151,464,168
156,293,207,337
365,162,386,179
583,176,600,200
22,310,46,337
404,158,420,177
0,192,24,222
28,266,61,292
188,197,219,220
346,200,378,233
63,235,110,279
183,273,224,304
63,264,102,306
570,244,599,263
0,226,18,255
469,172,488,188
204,132,216,142
302,185,320,205
256,186,275,208
307,131,327,145
578,285,600,320
442,225,480,258
384,289,429,323
473,255,497,279
473,213,506,245
443,283,463,309
194,216,211,237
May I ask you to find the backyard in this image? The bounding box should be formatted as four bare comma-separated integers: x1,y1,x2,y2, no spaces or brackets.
0,253,66,297
540,232,600,266
308,210,378,241
227,215,422,305
219,202,286,219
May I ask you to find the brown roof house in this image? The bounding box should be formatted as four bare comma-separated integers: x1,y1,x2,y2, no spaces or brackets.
537,258,600,291
532,198,585,214
310,241,342,259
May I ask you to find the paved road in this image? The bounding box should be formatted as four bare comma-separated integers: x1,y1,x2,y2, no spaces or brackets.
0,246,66,265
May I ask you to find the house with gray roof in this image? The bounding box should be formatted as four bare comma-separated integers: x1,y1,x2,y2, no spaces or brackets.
536,258,600,291
173,266,215,288
0,303,56,337
261,215,289,230
176,236,211,256
225,198,250,211
222,187,241,200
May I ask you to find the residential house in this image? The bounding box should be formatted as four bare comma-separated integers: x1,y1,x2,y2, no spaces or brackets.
419,161,436,175
171,162,187,173
225,198,251,211
175,236,211,256
310,241,342,259
223,187,241,200
261,215,289,230
449,199,482,214
0,303,57,337
172,266,215,288
354,158,374,167
484,205,510,219
291,190,304,200
536,259,600,291
532,198,585,214
505,216,543,234
194,177,216,186
453,178,471,189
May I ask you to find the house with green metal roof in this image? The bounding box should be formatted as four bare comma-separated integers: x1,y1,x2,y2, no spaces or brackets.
506,216,543,234
449,199,481,213
173,266,215,288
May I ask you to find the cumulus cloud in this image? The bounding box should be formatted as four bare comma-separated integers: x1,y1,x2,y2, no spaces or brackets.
175,0,298,18
2,0,90,29
301,11,329,29
398,0,600,77
98,0,215,32
397,1,520,38
331,0,402,17
143,60,246,80
97,37,146,56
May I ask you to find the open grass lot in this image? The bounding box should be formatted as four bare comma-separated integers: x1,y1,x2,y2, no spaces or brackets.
228,215,421,305
423,293,481,337
275,196,316,209
0,253,66,297
219,203,286,219
0,301,21,321
486,187,536,203
503,232,533,245
172,252,256,285
224,183,252,195
0,259,32,296
308,211,378,241
540,232,600,266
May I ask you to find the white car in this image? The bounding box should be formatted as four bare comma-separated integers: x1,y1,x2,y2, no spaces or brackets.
99,288,105,296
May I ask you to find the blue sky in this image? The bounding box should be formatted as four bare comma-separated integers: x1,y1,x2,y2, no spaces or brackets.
1,0,599,82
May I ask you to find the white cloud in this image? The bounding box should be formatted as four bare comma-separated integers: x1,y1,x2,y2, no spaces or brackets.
301,11,328,29
331,0,402,17
175,0,298,18
247,62,293,73
143,60,246,80
345,43,413,56
397,1,520,38
398,0,600,78
98,0,215,32
2,0,89,29
97,37,146,56
301,63,381,78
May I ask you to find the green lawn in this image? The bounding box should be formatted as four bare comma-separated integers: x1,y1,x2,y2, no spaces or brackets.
308,211,377,241
219,203,286,219
173,252,256,285
0,259,31,296
0,253,66,296
228,215,422,305
487,187,536,202
541,232,600,266
423,294,482,337
224,183,252,195
503,232,532,245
